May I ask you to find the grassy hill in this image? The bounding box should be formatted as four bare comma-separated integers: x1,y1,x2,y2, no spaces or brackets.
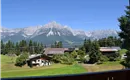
1,54,86,78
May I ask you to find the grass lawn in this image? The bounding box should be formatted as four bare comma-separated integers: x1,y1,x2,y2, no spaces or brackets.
1,55,87,78
1,54,124,78
1,54,17,65
119,49,127,55
2,64,86,78
82,61,123,72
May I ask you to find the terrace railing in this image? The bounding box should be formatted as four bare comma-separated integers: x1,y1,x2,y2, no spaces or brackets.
1,69,130,80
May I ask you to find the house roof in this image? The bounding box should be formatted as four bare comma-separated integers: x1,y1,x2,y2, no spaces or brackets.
100,47,121,52
44,48,65,55
44,48,79,55
28,54,42,59
27,54,50,61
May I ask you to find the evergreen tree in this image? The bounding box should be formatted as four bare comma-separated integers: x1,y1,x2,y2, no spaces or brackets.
29,40,33,47
54,41,57,48
89,41,101,63
58,41,63,48
29,40,33,54
98,36,122,47
4,40,13,55
107,36,115,46
71,50,78,59
83,39,92,53
39,43,44,54
1,40,5,54
77,50,86,62
19,40,27,52
33,41,37,54
53,41,62,48
118,5,130,68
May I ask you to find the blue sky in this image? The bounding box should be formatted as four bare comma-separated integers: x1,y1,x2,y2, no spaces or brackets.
1,0,129,31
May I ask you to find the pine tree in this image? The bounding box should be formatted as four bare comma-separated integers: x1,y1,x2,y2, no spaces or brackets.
39,43,44,54
107,36,115,47
5,40,12,54
118,5,130,68
89,41,101,63
83,39,92,53
1,40,5,54
54,41,57,48
29,40,33,54
58,41,63,48
71,50,78,59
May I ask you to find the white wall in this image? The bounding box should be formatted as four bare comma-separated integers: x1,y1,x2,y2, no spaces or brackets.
32,59,51,66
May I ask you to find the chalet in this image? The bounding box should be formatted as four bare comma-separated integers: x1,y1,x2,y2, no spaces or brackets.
44,48,79,57
64,48,79,53
99,47,121,55
26,48,79,67
26,54,51,67
121,54,127,59
44,48,65,57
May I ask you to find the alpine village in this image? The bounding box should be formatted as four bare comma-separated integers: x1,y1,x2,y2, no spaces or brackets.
1,1,130,79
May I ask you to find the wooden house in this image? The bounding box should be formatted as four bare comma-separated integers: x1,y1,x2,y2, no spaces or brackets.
43,48,79,57
26,54,51,67
99,47,121,55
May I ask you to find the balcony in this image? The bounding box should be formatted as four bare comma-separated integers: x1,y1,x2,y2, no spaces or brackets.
1,69,130,80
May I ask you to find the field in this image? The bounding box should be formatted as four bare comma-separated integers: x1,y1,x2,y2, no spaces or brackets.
1,55,87,78
1,54,124,78
82,61,123,72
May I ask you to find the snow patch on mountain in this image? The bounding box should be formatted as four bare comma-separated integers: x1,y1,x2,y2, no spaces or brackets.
47,28,54,37
57,32,61,36
22,34,27,37
64,25,75,36
9,33,15,36
1,21,119,43
1,27,9,32
85,32,92,37
22,26,42,36
44,21,63,29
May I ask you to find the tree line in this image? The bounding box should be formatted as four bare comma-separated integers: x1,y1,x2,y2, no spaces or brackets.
79,36,121,64
1,36,122,67
98,36,122,47
51,41,63,48
1,40,44,56
52,36,122,65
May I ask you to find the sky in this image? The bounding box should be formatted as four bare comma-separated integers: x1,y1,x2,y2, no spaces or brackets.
1,0,129,31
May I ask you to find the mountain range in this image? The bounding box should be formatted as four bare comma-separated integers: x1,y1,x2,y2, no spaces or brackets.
1,21,119,47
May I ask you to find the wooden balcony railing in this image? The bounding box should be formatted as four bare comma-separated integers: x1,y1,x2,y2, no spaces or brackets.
1,69,130,80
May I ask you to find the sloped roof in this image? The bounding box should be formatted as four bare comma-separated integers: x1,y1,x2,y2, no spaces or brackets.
44,48,65,55
100,47,121,52
28,54,42,59
27,54,50,61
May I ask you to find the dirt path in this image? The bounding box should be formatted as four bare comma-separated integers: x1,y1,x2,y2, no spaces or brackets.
81,63,123,72
81,64,97,72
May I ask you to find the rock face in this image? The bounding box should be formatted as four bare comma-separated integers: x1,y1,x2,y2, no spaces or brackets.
1,21,118,47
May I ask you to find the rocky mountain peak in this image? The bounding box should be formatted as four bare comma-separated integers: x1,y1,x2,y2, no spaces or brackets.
43,21,63,29
1,21,119,44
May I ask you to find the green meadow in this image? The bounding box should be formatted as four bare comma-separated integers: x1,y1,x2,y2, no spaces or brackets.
1,55,87,78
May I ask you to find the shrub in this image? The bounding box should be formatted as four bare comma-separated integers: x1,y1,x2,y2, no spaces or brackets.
51,54,63,63
15,52,29,67
100,55,109,62
107,52,121,61
51,53,74,65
